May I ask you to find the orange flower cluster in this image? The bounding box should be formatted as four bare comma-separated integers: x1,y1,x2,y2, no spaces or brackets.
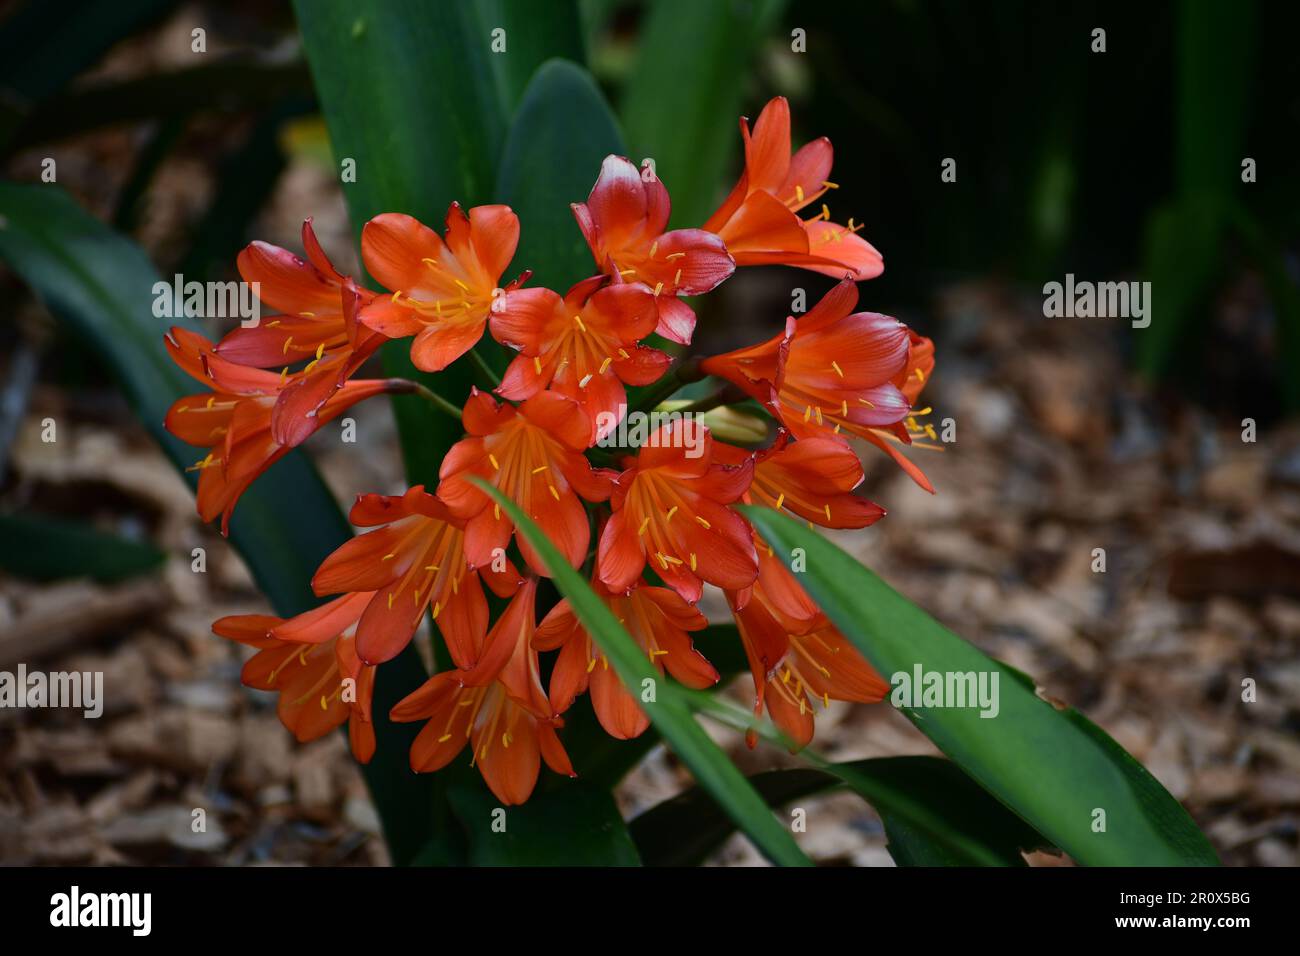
172,97,937,805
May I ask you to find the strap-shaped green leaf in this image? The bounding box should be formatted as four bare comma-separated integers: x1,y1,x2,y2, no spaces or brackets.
0,182,435,866
742,505,1219,866
474,478,813,866
621,0,787,227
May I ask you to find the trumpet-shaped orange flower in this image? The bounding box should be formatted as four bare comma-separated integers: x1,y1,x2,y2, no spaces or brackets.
164,327,395,533
310,486,521,668
213,591,377,763
728,548,888,750
700,278,937,491
436,389,615,576
573,154,735,344
535,575,719,739
357,204,534,371
598,419,757,603
703,96,883,281
715,430,885,530
390,579,575,805
218,220,387,445
493,275,670,439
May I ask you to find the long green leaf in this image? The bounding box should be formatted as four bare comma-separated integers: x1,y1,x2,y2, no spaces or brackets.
620,0,786,227
0,182,435,865
474,0,586,110
448,782,640,866
475,479,812,866
496,59,624,292
294,0,507,488
0,513,164,584
742,505,1219,866
631,756,1048,866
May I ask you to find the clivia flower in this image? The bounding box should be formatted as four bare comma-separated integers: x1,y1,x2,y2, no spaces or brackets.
597,419,757,603
357,204,535,371
213,593,377,763
436,389,615,576
714,430,885,530
703,96,883,281
309,486,521,668
573,154,735,344
390,579,575,806
492,275,670,440
164,327,397,533
700,277,937,492
727,545,888,750
218,219,388,446
535,575,719,740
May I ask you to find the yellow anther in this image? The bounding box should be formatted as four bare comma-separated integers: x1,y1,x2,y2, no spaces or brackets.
665,252,686,261
573,314,586,332
795,184,805,202
382,552,396,561
315,342,325,360
578,373,593,388
694,515,711,529
534,356,543,374
599,357,612,374
453,278,470,291
775,492,785,510
618,348,630,359
666,506,678,522
824,504,832,521
652,282,664,296
638,517,651,535
549,485,560,501
689,553,697,571
531,464,548,474
489,453,500,470
831,360,844,378
438,733,452,743
282,336,294,355
822,180,839,189
649,240,659,257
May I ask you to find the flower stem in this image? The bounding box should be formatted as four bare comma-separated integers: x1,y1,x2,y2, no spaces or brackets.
390,379,464,421
468,348,502,387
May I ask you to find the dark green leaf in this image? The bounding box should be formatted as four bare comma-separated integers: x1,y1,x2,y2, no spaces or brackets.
294,0,510,486
496,59,624,292
474,0,586,110
741,505,1219,866
0,182,435,866
0,512,164,584
620,0,787,227
448,782,641,866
